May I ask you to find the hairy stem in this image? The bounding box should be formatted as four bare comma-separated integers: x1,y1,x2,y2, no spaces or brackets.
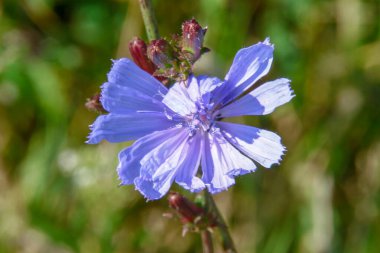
201,230,214,253
204,191,237,253
138,0,159,41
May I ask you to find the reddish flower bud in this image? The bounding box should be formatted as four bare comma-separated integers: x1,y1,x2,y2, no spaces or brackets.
181,18,207,62
85,93,106,113
147,39,176,68
168,192,205,224
129,37,156,74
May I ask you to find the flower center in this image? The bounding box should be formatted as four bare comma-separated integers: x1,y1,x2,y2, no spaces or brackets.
186,102,214,136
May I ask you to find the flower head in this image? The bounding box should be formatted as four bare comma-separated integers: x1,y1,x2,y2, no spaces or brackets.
181,18,208,62
128,37,156,75
87,39,294,200
147,39,177,69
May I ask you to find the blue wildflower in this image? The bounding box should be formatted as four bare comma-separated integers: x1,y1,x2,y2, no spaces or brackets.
87,39,294,200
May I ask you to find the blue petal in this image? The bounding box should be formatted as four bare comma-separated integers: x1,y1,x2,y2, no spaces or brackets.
163,75,223,116
134,179,164,200
201,131,256,194
217,122,285,168
117,127,184,185
213,39,274,106
107,58,167,99
218,78,294,117
138,129,189,181
174,132,205,192
162,82,197,116
198,76,223,96
87,112,176,144
135,129,190,200
185,75,200,102
186,75,223,106
101,82,167,114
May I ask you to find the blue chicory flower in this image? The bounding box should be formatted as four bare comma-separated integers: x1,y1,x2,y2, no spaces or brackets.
87,39,294,200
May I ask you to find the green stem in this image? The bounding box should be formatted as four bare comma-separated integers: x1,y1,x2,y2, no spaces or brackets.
138,0,159,41
204,191,237,253
201,230,214,253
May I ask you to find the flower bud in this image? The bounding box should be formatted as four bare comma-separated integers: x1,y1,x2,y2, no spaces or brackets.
168,192,204,224
147,39,176,68
181,18,207,62
129,37,156,74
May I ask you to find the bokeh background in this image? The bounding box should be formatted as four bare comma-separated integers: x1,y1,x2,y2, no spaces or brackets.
1,0,380,252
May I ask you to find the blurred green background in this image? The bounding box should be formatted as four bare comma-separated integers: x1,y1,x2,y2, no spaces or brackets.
1,0,380,252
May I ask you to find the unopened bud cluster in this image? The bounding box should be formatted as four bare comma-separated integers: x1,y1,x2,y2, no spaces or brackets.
86,19,208,112
129,18,208,83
